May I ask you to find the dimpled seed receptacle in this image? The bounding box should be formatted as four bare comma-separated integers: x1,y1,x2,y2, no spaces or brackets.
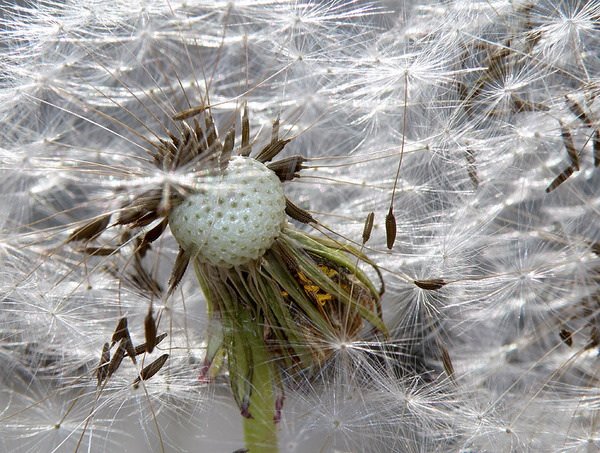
169,156,287,268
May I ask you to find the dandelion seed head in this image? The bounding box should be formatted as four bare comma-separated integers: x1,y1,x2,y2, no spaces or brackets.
169,156,286,267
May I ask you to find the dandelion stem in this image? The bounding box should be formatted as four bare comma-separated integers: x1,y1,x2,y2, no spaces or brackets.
240,310,279,453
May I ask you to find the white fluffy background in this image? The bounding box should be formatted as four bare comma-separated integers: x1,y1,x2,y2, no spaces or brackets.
1,1,600,452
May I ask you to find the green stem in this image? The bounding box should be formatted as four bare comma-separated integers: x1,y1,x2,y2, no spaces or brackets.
242,314,279,453
193,260,279,451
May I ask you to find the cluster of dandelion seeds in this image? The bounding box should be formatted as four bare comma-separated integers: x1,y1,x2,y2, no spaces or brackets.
2,0,600,452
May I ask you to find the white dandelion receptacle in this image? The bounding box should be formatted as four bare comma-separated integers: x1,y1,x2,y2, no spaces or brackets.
169,156,287,268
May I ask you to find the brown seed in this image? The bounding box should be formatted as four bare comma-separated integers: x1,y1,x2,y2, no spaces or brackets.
285,198,315,224
123,337,137,365
191,118,208,158
131,254,163,298
385,208,396,250
117,190,162,225
144,306,158,354
111,317,129,346
167,248,190,298
362,212,375,245
414,279,447,290
524,30,542,52
107,339,127,378
545,166,575,193
511,95,549,113
96,342,110,386
67,214,111,242
172,104,205,121
271,116,280,141
465,149,479,188
440,346,455,378
585,326,600,350
167,131,180,149
485,42,511,79
110,317,136,364
256,138,292,163
559,121,579,170
593,130,600,167
565,95,593,127
81,246,118,256
134,333,168,356
267,155,305,182
141,218,168,245
205,112,220,153
220,127,235,170
240,102,251,156
174,123,199,168
133,354,169,388
559,328,573,347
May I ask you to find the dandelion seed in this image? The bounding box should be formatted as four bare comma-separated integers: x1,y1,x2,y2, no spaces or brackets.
167,248,190,298
559,121,579,170
107,339,126,379
413,279,447,290
80,246,118,256
565,95,594,128
594,130,600,167
67,214,111,242
385,208,396,250
585,326,600,350
464,149,479,189
545,166,575,193
110,317,129,347
285,198,315,224
362,212,375,245
132,354,169,389
134,333,167,356
144,305,158,354
267,155,305,182
440,345,455,379
96,342,110,386
559,328,573,347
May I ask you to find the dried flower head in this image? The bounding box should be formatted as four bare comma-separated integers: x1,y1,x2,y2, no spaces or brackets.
63,92,386,450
